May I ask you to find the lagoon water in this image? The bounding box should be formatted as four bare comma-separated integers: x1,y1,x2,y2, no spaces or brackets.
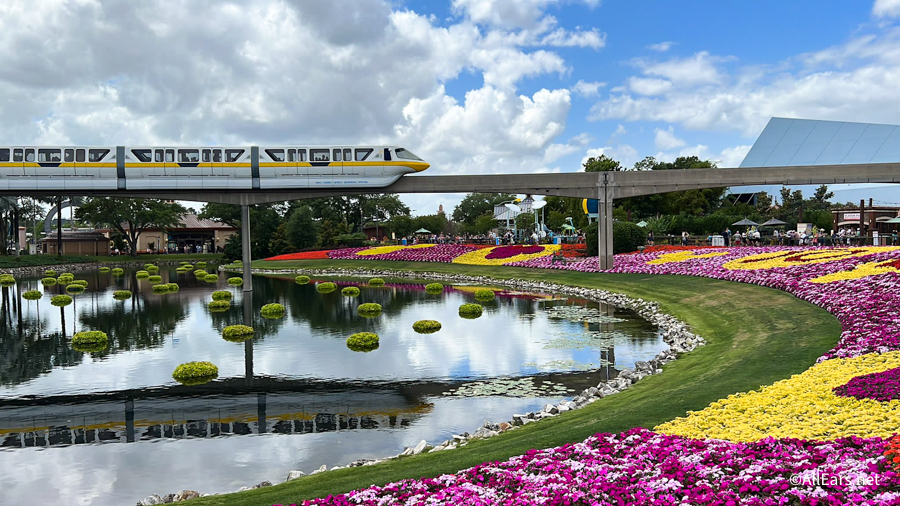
0,266,665,505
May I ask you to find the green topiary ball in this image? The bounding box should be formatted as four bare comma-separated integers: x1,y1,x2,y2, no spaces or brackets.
113,290,132,300
41,277,57,286
207,300,231,312
227,277,243,286
65,284,85,294
135,270,150,279
222,324,254,342
211,290,232,301
166,283,179,292
341,286,361,297
172,361,218,385
51,294,73,307
295,275,310,285
357,302,382,317
71,279,89,287
0,274,15,286
183,264,194,271
196,262,207,268
425,283,444,294
72,330,108,346
260,303,286,319
146,266,160,273
111,268,124,276
346,332,379,352
144,263,156,269
152,284,170,294
193,269,208,277
204,274,219,282
316,282,336,293
474,289,495,302
99,267,110,273
44,270,57,276
412,320,442,333
22,290,42,300
176,267,189,273
56,274,74,285
458,303,483,319
368,278,385,286
148,275,163,283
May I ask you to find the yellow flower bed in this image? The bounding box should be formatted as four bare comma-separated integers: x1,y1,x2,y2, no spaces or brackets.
646,250,730,265
808,258,900,284
356,244,435,256
722,247,900,271
452,245,561,266
655,351,900,442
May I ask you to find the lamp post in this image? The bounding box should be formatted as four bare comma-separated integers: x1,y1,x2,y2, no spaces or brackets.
532,200,547,241
504,203,520,237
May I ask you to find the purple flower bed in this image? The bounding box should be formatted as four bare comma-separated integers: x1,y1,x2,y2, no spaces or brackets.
484,245,544,259
835,367,900,402
286,428,898,506
327,245,480,263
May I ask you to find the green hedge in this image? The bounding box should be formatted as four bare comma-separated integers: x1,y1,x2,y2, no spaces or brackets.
586,221,647,256
260,303,286,319
0,255,93,268
412,320,442,333
474,289,495,301
222,324,254,342
51,295,73,307
357,302,382,317
113,290,132,299
341,286,361,297
459,303,483,319
368,278,385,286
172,361,218,385
425,283,444,294
295,275,311,285
346,332,379,352
22,290,42,300
212,290,233,301
316,282,336,293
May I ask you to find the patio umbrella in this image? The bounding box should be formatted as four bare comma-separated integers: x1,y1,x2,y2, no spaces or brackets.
759,218,787,227
885,217,900,224
414,228,431,234
732,218,759,227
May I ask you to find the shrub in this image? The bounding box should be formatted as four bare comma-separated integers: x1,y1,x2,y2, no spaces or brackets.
341,286,361,297
135,270,150,279
57,273,74,284
172,361,218,385
166,283,179,292
196,261,207,268
357,302,382,317
0,274,14,286
51,295,73,307
71,279,89,287
222,324,254,342
346,332,379,352
227,277,243,286
98,267,110,273
260,303,286,319
204,274,219,282
111,268,124,276
586,221,647,256
44,269,56,276
22,290,42,300
474,289,495,302
180,261,192,266
183,264,194,271
41,277,57,286
144,263,156,269
412,320,442,333
152,284,170,294
425,283,444,294
146,265,160,273
72,330,108,345
176,267,189,273
458,303,483,319
73,341,108,353
208,300,231,312
113,290,132,299
65,284,85,294
148,275,163,283
193,269,208,277
211,290,232,301
316,282,336,293
295,275,310,285
368,278,385,286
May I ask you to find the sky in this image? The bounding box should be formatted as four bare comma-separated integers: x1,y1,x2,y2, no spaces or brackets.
6,0,900,214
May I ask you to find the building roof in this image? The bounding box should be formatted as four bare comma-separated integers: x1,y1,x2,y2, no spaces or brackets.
173,214,235,230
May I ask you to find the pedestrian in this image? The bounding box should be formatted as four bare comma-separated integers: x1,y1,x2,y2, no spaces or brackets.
681,231,689,246
647,230,654,246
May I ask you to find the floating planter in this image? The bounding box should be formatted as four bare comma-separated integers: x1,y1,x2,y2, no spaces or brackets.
368,278,385,286
222,324,254,342
147,267,160,275
135,270,150,279
346,332,379,352
341,286,361,297
295,275,310,285
357,302,383,317
227,277,243,286
182,264,194,271
113,290,132,300
41,277,57,286
51,295,73,307
71,279,89,287
148,275,163,283
166,283,179,292
260,303,286,319
204,274,219,282
98,267,110,273
413,320,442,333
56,274,74,285
22,290,42,300
207,300,231,312
111,268,124,276
0,274,15,287
172,361,218,386
72,330,108,347
196,262,207,268
474,289,495,302
44,269,56,277
152,284,170,294
211,290,232,301
193,269,208,277
176,267,189,273
425,283,444,294
316,282,336,293
144,263,155,269
458,303,483,319
65,284,85,294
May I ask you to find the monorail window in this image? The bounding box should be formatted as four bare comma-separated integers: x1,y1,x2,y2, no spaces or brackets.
165,149,175,163
265,149,285,162
64,149,74,162
76,149,85,162
383,148,391,161
333,149,342,162
298,149,307,162
355,148,372,161
38,149,62,162
225,149,244,162
287,149,296,162
213,149,222,162
202,149,210,163
132,149,152,162
25,149,35,162
13,149,22,162
394,148,423,161
178,150,200,163
88,149,109,162
155,149,163,162
311,149,330,162
0,149,9,162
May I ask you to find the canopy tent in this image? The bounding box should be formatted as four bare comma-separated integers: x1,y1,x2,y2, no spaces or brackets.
561,224,577,231
885,217,900,224
636,221,648,227
759,218,787,227
414,228,431,234
732,218,759,227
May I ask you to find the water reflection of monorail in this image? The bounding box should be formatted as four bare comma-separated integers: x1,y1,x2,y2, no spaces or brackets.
0,391,432,449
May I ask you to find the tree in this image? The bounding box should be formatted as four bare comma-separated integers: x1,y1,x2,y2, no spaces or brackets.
583,154,623,172
806,185,835,212
76,198,187,256
200,202,286,259
413,214,449,235
451,193,516,226
286,205,319,250
387,215,415,239
306,194,410,232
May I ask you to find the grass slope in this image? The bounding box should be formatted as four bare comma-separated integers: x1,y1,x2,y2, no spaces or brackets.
188,259,841,506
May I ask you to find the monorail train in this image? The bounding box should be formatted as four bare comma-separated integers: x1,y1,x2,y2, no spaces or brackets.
0,145,429,191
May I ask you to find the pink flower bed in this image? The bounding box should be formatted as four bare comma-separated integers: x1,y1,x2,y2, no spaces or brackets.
835,367,900,402
484,245,544,259
327,245,479,263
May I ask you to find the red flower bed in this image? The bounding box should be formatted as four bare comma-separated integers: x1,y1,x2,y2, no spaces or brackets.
484,245,544,259
561,244,587,257
265,250,331,261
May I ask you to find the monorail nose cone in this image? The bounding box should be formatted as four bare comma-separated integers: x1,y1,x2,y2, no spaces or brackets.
417,162,430,172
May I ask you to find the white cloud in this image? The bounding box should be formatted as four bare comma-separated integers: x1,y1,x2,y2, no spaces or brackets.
540,27,606,49
652,144,751,168
873,0,900,18
543,132,591,163
636,51,726,86
627,77,673,95
647,41,674,52
581,144,640,169
654,126,685,150
572,80,605,96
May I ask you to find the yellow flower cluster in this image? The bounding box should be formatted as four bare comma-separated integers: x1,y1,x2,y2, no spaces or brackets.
654,351,900,442
722,247,900,271
452,245,561,266
355,244,435,256
646,250,730,265
808,258,900,284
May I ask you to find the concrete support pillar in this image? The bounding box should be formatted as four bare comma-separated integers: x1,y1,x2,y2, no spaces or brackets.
241,204,252,292
598,177,614,270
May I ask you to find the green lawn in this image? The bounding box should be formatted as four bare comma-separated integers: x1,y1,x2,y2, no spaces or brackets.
192,259,841,505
